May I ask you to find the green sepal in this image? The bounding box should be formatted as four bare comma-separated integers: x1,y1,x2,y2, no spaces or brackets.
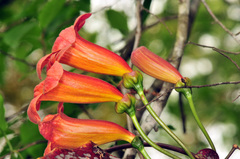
131,136,144,150
115,94,136,117
175,77,192,97
122,71,143,92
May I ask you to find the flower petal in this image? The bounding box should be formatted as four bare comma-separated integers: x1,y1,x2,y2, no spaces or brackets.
27,94,42,124
36,53,54,80
40,142,120,159
39,112,136,150
43,61,63,93
52,13,91,52
37,61,123,104
131,46,183,84
74,13,92,34
37,13,132,77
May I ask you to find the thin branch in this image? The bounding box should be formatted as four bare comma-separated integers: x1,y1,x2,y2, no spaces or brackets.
142,15,177,32
225,144,239,159
0,50,36,68
215,49,240,71
137,88,173,111
186,41,240,71
132,0,142,51
187,41,240,55
6,105,28,122
105,142,196,157
140,0,191,135
123,1,143,158
119,15,177,61
184,81,240,88
201,0,240,44
141,7,172,35
0,140,47,159
138,80,240,113
232,94,240,102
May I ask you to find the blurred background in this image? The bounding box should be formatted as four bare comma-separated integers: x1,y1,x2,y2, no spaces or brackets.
0,0,240,158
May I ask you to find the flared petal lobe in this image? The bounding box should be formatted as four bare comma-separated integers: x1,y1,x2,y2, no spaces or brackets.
28,62,124,124
131,46,183,84
39,111,135,150
37,13,132,79
40,142,120,159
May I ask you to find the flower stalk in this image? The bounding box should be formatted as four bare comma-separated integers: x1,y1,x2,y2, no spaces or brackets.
175,78,216,151
122,69,195,159
131,136,151,159
116,94,181,159
138,89,196,159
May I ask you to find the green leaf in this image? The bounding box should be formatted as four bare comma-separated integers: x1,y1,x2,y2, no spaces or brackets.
20,120,46,158
0,95,8,132
38,0,65,28
2,21,37,48
106,10,129,35
77,0,90,12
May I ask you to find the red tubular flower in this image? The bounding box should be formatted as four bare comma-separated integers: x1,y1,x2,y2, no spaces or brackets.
37,13,132,79
39,142,120,159
131,46,183,84
28,61,124,124
39,104,135,156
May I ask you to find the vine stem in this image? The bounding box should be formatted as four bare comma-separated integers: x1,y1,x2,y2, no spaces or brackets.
138,90,195,159
184,92,216,151
130,114,181,159
138,146,151,159
1,130,24,159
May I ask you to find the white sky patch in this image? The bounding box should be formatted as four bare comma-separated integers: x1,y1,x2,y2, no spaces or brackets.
198,34,220,54
230,89,240,104
150,0,167,15
196,58,213,75
227,5,240,21
225,0,239,3
180,58,199,78
207,123,239,158
180,57,213,79
85,0,136,49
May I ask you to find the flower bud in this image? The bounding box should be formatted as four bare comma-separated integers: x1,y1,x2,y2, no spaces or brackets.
175,77,192,95
122,71,143,91
115,94,136,116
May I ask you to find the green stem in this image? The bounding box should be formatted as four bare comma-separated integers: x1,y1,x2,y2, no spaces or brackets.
1,130,24,159
131,136,151,159
185,92,216,151
138,90,195,159
2,130,13,152
130,114,181,159
139,148,151,159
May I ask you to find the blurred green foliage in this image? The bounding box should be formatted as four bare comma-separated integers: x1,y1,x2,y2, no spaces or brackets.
0,0,240,158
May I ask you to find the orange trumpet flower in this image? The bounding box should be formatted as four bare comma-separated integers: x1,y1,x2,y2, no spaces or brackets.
28,62,124,124
131,46,183,84
37,13,132,79
39,104,135,156
39,142,119,159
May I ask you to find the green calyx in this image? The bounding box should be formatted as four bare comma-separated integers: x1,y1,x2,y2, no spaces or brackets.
175,77,192,95
122,71,143,92
131,136,151,159
131,136,144,151
115,94,136,117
